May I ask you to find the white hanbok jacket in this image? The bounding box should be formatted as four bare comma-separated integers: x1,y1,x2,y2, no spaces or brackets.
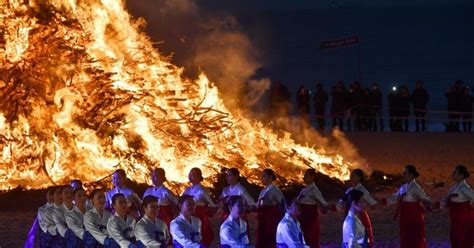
84,207,112,245
106,213,137,248
258,183,285,207
170,214,202,248
337,183,377,210
134,215,170,247
183,183,216,207
143,185,179,206
221,183,256,207
342,209,366,248
65,206,87,239
446,180,474,203
297,183,328,206
105,186,141,209
387,179,430,204
276,213,309,248
220,215,250,248
52,203,75,238
37,203,55,234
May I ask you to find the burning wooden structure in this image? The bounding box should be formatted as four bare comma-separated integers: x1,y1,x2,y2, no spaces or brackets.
0,0,360,191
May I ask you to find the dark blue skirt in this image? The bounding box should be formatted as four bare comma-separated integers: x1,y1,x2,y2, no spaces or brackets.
39,231,53,248
136,240,166,248
83,231,102,248
65,229,81,248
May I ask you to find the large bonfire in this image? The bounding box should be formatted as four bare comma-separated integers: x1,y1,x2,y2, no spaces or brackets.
0,0,358,191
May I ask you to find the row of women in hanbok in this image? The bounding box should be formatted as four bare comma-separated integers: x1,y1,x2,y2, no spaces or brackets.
34,164,473,248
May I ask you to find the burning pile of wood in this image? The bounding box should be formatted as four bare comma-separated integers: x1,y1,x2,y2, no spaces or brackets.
0,1,357,191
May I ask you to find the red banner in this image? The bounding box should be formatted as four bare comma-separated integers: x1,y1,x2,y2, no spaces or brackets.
320,36,359,49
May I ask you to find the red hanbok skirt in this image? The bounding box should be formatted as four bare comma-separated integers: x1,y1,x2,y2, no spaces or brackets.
256,205,283,248
399,201,427,248
298,203,320,248
194,205,214,246
449,201,474,248
158,205,174,230
358,210,374,247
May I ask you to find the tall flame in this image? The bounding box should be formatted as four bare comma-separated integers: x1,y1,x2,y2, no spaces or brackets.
0,0,356,191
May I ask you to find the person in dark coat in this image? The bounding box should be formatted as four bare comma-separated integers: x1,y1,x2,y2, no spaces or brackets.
313,83,328,131
388,87,401,131
345,84,355,131
360,88,371,131
445,82,462,132
411,80,430,132
268,81,281,120
460,86,473,132
346,82,363,131
279,84,292,119
399,86,411,132
268,81,291,129
368,83,383,131
297,85,311,124
331,81,346,130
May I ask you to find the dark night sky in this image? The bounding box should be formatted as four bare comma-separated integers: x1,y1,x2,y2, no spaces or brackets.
197,0,472,10
127,0,474,129
129,0,473,87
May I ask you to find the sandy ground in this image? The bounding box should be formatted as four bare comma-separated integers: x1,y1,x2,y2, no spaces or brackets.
1,132,472,247
345,132,474,182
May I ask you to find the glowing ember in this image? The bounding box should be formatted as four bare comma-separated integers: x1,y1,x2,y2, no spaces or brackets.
0,0,358,191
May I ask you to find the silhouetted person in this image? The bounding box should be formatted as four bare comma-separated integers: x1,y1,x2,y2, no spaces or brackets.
445,81,463,132
269,81,281,119
368,83,383,131
388,87,401,131
346,82,363,131
411,80,429,132
360,88,370,131
399,86,411,132
313,83,328,131
296,86,311,129
297,86,311,115
460,86,473,132
268,81,291,128
345,84,354,131
331,81,346,130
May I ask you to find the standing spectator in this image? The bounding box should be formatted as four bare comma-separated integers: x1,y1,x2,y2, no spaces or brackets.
445,81,462,132
351,82,364,131
268,81,291,128
360,88,370,131
297,85,311,124
280,84,292,118
345,82,360,131
399,86,411,132
331,81,346,130
411,80,430,132
368,83,383,131
313,83,328,131
388,87,401,131
460,86,473,132
268,81,281,121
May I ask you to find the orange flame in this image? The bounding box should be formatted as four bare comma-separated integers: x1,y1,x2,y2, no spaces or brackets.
0,0,359,191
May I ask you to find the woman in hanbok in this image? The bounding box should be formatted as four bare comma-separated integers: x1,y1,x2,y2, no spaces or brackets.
445,165,474,248
220,195,252,248
170,195,204,248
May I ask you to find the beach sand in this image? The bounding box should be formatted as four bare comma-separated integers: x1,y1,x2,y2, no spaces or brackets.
1,132,472,247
